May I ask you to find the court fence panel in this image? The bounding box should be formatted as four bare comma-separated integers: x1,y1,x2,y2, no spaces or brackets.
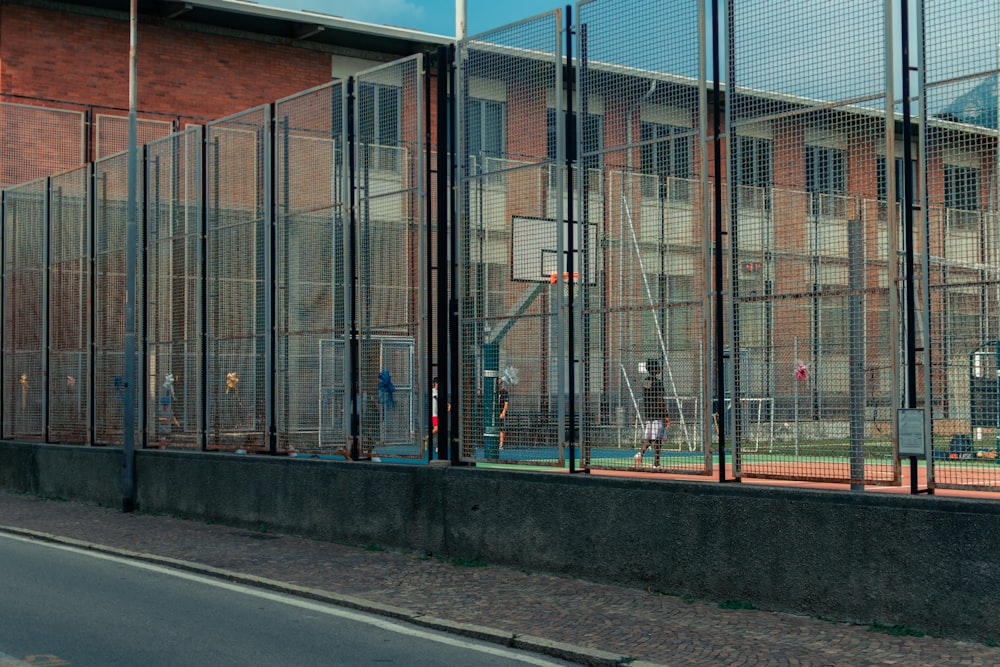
727,0,898,485
458,11,566,466
922,0,1000,491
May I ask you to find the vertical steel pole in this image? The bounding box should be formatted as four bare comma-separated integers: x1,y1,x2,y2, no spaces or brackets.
88,165,97,445
122,0,138,512
436,46,450,462
424,57,434,460
915,0,933,491
455,0,466,40
347,78,361,461
447,44,460,464
42,179,51,443
699,0,712,472
900,0,920,493
140,146,150,449
264,104,276,455
0,191,5,440
901,0,916,410
564,5,576,472
713,0,727,482
198,128,209,451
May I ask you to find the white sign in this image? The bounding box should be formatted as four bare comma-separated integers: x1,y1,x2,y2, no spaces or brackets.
898,408,926,458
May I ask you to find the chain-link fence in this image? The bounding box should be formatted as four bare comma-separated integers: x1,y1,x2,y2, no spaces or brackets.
146,128,202,449
2,178,47,438
923,0,1000,490
458,12,565,465
1,0,999,493
49,166,91,443
574,0,710,474
354,57,426,459
275,82,348,453
727,0,898,485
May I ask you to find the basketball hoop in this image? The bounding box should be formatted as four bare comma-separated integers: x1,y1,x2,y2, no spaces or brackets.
549,271,580,284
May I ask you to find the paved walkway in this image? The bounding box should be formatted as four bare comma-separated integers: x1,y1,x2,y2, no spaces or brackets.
0,490,996,667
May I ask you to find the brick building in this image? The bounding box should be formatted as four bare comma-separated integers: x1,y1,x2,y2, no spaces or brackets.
0,0,449,185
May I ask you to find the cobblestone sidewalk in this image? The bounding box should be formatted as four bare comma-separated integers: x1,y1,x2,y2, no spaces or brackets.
0,490,995,666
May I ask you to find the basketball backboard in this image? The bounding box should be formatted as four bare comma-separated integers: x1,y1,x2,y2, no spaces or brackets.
511,216,597,283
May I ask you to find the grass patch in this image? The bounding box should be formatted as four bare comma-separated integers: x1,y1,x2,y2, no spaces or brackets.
363,543,387,552
682,594,696,604
719,599,755,610
449,556,487,567
868,621,924,637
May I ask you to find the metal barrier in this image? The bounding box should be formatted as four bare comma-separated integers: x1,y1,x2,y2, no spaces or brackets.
49,166,91,443
575,0,710,475
0,0,998,495
205,106,269,449
923,0,1000,491
275,82,348,453
2,178,47,439
354,57,426,459
146,128,202,449
0,103,85,188
458,12,564,465
727,0,897,485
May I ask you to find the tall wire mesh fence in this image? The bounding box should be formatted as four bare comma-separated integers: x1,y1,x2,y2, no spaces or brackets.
275,82,347,453
354,57,425,458
3,178,47,438
0,1,999,492
458,12,564,465
923,0,1000,490
94,152,143,444
205,106,268,449
575,0,709,474
728,0,897,484
0,104,85,189
146,128,202,449
49,166,91,443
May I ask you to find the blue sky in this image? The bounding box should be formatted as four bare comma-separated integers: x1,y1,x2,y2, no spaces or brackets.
260,0,555,36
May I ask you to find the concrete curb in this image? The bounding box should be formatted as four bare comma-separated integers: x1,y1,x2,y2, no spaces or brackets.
0,524,643,666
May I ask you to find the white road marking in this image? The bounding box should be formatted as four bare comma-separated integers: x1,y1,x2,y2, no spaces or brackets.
0,532,566,666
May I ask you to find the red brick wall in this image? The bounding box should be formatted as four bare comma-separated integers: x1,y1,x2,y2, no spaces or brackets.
0,4,332,122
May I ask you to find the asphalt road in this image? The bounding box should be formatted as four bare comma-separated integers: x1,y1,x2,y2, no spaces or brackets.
0,533,576,667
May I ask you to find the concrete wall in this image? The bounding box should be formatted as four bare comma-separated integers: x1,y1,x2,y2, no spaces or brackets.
1,440,998,641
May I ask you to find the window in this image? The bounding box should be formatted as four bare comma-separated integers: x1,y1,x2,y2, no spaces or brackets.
876,156,916,203
735,136,772,188
466,99,506,172
640,122,691,200
944,165,980,211
735,136,772,209
816,287,849,348
358,83,400,171
948,291,983,343
806,146,845,216
667,274,693,352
